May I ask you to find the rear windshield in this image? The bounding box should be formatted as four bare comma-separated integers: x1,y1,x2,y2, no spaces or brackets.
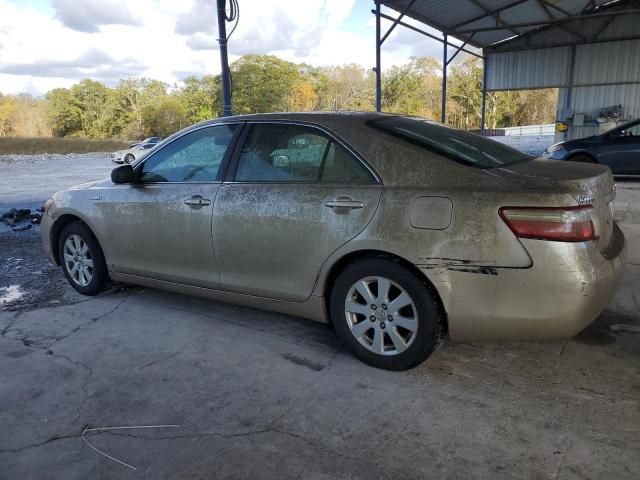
366,116,532,169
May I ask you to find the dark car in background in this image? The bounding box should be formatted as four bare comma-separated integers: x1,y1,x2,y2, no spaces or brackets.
543,119,640,176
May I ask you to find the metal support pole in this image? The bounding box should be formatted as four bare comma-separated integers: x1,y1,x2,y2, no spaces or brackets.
441,34,447,124
481,55,487,135
564,44,576,140
375,2,382,112
216,0,232,117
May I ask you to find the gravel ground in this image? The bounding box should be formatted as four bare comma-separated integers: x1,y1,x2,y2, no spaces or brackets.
0,152,116,312
0,152,114,208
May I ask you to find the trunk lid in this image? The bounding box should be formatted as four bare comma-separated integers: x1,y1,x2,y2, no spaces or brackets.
486,159,616,252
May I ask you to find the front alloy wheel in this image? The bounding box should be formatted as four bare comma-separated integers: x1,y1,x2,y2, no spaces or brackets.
58,221,108,295
63,234,94,287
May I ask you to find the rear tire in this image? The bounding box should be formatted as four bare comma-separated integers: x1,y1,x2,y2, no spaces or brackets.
569,154,595,163
330,257,444,370
58,222,108,296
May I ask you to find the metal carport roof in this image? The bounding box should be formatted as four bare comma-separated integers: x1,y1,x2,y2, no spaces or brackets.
371,0,640,132
378,0,638,49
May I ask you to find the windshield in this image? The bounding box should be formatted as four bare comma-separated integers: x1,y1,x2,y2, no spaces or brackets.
367,116,532,169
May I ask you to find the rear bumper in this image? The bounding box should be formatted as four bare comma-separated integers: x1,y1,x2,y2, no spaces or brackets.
430,224,626,342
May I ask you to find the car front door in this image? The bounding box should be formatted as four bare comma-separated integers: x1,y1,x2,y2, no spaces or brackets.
597,121,640,175
101,123,241,288
212,122,383,301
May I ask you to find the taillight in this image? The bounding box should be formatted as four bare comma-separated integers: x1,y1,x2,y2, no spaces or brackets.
499,205,597,242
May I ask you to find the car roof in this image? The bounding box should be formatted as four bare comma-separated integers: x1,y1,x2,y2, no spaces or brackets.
190,111,397,129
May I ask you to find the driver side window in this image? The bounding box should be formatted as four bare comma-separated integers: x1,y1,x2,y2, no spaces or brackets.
141,124,237,183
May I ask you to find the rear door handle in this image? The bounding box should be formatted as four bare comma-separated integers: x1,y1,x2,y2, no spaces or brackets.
325,197,364,210
184,195,212,207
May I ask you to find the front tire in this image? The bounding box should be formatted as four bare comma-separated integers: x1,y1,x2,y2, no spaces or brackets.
124,153,135,164
330,257,444,370
58,222,108,296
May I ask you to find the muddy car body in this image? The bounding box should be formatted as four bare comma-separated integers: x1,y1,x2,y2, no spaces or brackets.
41,112,626,370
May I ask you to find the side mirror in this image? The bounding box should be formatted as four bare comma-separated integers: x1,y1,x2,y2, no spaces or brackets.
111,164,135,184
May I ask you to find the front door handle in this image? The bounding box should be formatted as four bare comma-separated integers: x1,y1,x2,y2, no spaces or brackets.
325,197,364,210
184,195,211,207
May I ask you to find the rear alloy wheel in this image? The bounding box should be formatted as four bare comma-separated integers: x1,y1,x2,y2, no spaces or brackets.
59,222,108,295
331,257,443,370
124,153,135,164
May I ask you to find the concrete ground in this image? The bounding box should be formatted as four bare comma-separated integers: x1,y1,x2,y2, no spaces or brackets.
0,153,639,479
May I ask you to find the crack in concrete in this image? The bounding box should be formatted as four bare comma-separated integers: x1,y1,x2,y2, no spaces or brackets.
138,334,208,370
99,426,360,463
0,431,79,455
44,293,130,349
0,293,130,444
1,293,129,350
0,310,24,338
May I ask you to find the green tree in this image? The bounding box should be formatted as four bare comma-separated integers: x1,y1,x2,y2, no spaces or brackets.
46,88,82,137
178,75,219,124
113,78,168,139
69,79,111,138
316,64,375,111
0,94,18,136
142,95,187,137
229,55,302,114
383,56,441,118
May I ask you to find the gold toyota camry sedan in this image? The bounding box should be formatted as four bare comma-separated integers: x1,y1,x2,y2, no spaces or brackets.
41,113,626,370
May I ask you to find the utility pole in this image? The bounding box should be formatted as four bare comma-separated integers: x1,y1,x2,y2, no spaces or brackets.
216,0,232,116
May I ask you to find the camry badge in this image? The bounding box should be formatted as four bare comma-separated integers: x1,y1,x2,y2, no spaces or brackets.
577,195,594,205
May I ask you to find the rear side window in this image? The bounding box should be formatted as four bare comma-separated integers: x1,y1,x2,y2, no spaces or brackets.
367,116,531,168
321,142,374,182
235,123,375,183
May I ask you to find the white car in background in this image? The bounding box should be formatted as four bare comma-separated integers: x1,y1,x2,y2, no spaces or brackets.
111,141,158,164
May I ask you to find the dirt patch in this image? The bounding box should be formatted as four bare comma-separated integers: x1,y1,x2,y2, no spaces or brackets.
1,227,67,311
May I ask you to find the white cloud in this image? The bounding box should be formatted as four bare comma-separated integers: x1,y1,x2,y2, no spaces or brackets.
0,0,446,95
51,0,142,33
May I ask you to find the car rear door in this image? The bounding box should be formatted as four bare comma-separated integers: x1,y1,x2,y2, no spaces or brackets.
101,123,241,288
211,121,382,301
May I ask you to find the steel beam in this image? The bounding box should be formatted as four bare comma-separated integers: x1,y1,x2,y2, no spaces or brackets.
451,0,529,30
480,56,487,134
469,0,521,37
441,34,447,124
485,32,640,53
446,35,474,65
380,0,417,45
453,9,640,34
537,0,587,41
375,2,382,112
374,11,483,59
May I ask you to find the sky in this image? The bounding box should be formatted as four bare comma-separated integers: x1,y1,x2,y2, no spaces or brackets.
0,0,470,96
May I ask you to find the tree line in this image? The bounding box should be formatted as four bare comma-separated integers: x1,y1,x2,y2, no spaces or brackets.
0,54,557,140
